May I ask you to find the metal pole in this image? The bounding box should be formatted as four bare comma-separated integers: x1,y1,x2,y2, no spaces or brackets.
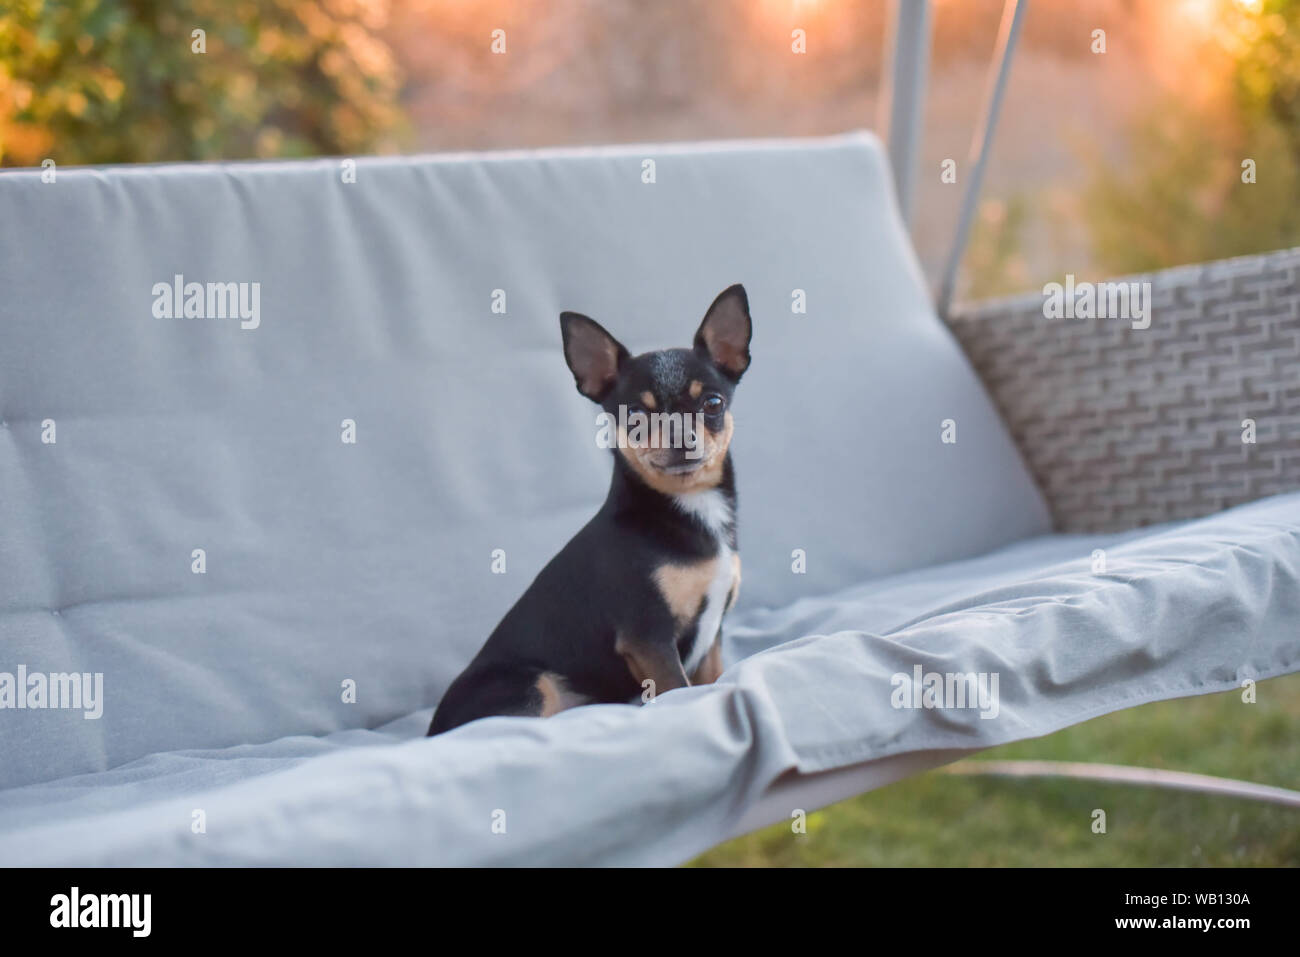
936,0,1027,317
944,760,1300,808
878,0,931,228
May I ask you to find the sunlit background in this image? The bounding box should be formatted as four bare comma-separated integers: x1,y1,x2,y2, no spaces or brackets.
3,0,1297,866
2,0,1297,300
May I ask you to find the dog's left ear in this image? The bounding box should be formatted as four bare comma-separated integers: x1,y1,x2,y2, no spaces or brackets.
694,284,752,382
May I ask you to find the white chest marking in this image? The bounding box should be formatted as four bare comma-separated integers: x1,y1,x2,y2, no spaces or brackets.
671,490,736,675
682,541,734,674
672,489,733,540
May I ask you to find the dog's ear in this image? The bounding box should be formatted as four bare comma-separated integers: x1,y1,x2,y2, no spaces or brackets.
694,284,751,382
560,312,630,402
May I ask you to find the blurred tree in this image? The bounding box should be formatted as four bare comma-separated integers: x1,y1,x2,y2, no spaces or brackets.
1083,0,1300,273
1234,0,1300,166
0,0,407,167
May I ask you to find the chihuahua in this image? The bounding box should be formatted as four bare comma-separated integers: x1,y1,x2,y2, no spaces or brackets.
427,284,752,735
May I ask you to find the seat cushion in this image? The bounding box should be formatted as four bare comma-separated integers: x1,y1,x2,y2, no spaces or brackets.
2,492,1295,866
0,132,1049,786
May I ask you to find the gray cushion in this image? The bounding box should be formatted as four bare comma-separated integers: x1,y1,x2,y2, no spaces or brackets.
0,132,1049,786
1,493,1296,865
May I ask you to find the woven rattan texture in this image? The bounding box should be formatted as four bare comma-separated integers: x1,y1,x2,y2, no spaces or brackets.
948,248,1300,532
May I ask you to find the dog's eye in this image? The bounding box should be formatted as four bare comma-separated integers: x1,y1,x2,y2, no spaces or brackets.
701,394,725,414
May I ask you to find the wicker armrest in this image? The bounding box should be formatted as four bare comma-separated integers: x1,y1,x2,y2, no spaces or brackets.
946,248,1300,533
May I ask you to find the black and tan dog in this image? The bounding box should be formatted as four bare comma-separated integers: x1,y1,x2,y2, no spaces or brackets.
428,285,751,734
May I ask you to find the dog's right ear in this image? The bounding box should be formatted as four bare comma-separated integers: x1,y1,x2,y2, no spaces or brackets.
560,312,630,403
694,284,752,382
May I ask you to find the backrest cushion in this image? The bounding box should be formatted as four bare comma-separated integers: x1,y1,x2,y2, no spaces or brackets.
0,132,1049,785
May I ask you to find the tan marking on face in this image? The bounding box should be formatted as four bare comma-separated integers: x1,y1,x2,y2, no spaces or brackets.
534,672,587,717
639,391,657,410
654,558,718,627
689,380,703,399
690,640,724,685
726,552,742,610
615,410,734,495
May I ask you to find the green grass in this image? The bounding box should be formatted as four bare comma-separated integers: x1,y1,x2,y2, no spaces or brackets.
691,672,1300,867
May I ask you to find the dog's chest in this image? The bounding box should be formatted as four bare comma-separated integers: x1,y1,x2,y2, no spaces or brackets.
659,490,738,675
680,541,735,673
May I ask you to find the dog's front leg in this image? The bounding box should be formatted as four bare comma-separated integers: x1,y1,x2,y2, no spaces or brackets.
615,631,690,701
690,639,724,685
